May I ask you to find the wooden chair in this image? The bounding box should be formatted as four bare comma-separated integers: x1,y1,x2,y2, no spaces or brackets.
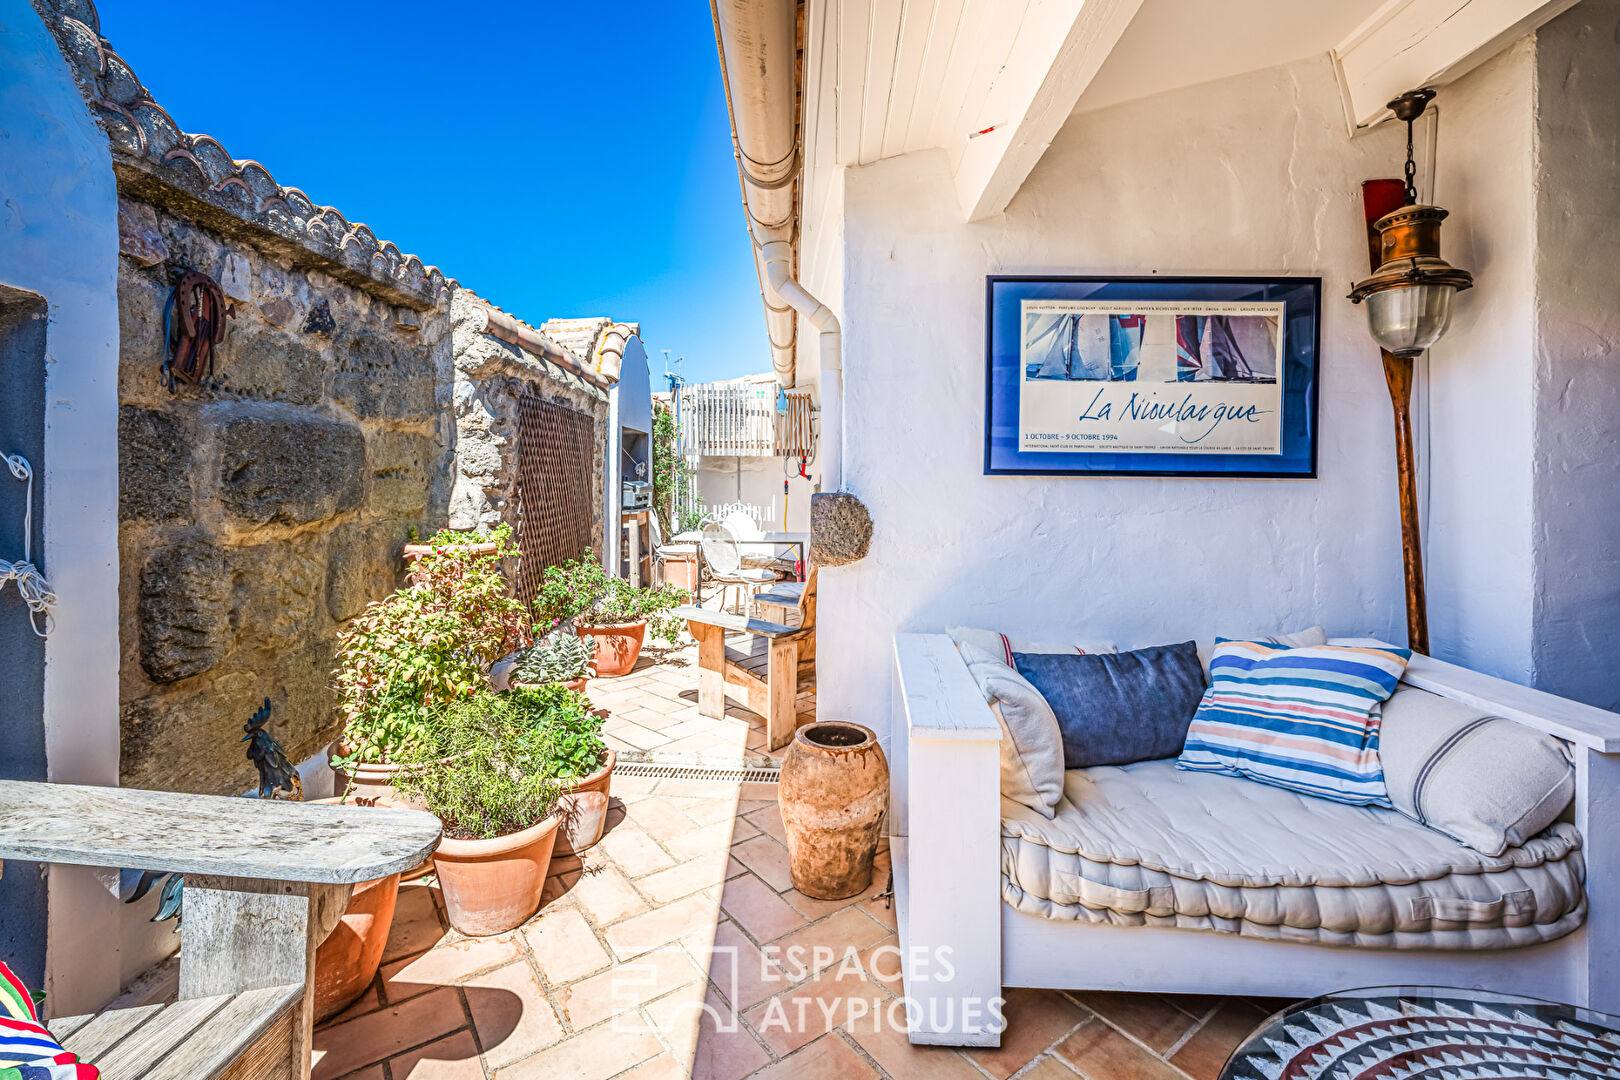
677,568,816,751
0,782,440,1080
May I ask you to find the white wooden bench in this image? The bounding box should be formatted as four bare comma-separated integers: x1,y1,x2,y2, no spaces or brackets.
0,781,440,1080
889,633,1620,1048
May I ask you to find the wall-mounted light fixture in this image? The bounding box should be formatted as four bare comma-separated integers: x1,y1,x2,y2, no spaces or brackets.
1348,89,1475,655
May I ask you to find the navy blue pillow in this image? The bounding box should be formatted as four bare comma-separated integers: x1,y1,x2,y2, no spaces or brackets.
1013,642,1208,769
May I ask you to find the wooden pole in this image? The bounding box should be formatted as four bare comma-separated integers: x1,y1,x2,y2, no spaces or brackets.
1363,179,1429,655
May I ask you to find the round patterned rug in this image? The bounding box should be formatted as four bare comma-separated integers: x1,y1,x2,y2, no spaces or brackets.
1220,986,1620,1079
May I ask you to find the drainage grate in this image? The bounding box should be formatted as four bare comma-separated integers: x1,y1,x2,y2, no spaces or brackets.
614,756,780,784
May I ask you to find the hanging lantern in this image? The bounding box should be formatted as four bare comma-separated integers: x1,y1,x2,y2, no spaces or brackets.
1348,90,1474,358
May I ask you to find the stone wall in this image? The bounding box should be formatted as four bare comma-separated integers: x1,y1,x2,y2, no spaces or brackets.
116,198,454,795
447,287,608,549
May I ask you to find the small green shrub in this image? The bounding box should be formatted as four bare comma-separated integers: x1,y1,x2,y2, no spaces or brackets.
533,551,688,644
511,628,596,685
418,523,514,547
332,528,529,769
392,690,563,841
509,682,606,782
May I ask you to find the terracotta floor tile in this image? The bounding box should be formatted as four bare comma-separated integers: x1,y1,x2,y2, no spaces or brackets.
541,868,581,908
721,872,808,944
380,934,523,1000
698,919,796,1011
741,960,888,1057
727,856,751,880
644,980,772,1080
387,1028,483,1080
967,988,1089,1080
1170,999,1271,1080
755,1032,879,1080
663,820,745,865
522,905,612,985
856,934,904,993
613,1054,691,1080
381,884,448,963
639,852,732,906
570,862,649,925
729,834,795,892
1015,1055,1086,1080
558,946,703,1030
462,959,565,1069
627,796,703,843
331,1066,384,1080
1054,1016,1187,1080
773,907,891,981
597,823,678,878
1072,991,1198,1053
493,1020,663,1080
738,781,780,802
311,986,464,1080
604,722,668,751
603,888,722,959
744,803,788,845
843,1017,987,1080
780,889,853,922
319,983,381,1027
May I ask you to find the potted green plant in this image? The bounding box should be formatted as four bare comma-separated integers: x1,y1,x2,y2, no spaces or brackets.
512,682,614,854
508,627,596,694
392,690,564,936
332,531,530,802
533,551,688,677
401,522,510,581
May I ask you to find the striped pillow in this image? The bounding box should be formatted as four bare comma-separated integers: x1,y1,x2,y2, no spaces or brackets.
1177,639,1412,806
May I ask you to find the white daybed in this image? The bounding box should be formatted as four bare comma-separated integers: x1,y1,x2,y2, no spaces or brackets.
889,633,1620,1047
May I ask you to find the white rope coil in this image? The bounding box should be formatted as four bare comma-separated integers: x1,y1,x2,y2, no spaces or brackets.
3,454,55,637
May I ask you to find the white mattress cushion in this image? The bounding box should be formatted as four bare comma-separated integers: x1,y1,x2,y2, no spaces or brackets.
1001,759,1585,949
947,625,1117,668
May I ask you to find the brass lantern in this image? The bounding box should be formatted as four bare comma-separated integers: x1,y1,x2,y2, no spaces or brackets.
1348,90,1473,358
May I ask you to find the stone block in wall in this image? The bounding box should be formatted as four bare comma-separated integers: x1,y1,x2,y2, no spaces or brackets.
218,409,364,526
138,537,230,683
365,430,438,516
213,328,323,405
119,405,190,522
117,273,167,398
229,539,324,653
326,520,408,622
333,335,436,421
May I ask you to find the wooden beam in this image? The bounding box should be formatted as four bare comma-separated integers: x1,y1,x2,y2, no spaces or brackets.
1333,0,1580,131
951,0,1145,222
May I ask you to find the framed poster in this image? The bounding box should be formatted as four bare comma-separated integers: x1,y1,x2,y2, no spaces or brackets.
985,276,1321,477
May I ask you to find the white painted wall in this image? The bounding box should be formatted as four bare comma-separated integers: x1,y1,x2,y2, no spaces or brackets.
1426,41,1539,687
1528,0,1620,710
812,54,1433,750
693,455,816,534
0,1,124,1014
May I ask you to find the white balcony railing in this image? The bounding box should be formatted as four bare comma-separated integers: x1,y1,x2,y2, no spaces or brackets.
682,381,780,457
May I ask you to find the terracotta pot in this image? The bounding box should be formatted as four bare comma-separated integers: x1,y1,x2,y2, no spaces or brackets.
310,797,401,1023
576,620,647,678
402,541,501,583
554,748,616,855
432,815,560,936
779,721,890,900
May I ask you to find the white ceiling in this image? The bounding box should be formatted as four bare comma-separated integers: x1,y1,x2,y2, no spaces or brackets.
1075,0,1389,114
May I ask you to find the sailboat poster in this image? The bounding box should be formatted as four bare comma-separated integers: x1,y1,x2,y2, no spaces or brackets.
985,276,1320,478
1018,299,1285,454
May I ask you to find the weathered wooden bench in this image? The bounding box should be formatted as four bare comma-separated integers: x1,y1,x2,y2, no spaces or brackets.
0,781,440,1080
678,569,816,751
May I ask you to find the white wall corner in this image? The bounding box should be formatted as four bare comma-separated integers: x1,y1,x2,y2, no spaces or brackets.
1331,0,1581,134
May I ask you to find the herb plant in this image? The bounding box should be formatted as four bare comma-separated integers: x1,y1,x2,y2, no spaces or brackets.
533,551,688,643
511,628,596,685
332,530,530,769
391,690,563,841
418,522,513,547
509,682,606,782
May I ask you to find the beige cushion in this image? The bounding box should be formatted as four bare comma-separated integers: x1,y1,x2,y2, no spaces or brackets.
1196,625,1326,676
1379,686,1575,856
947,625,1117,669
965,660,1064,818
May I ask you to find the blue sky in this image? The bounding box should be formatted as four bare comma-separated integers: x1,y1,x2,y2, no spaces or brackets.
95,1,766,386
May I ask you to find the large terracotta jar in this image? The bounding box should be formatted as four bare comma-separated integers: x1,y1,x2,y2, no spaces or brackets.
310,798,402,1022
779,721,890,899
577,620,646,677
431,815,560,936
554,748,617,855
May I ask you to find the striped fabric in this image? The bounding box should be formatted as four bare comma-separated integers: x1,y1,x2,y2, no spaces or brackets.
0,963,98,1080
1177,639,1412,806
